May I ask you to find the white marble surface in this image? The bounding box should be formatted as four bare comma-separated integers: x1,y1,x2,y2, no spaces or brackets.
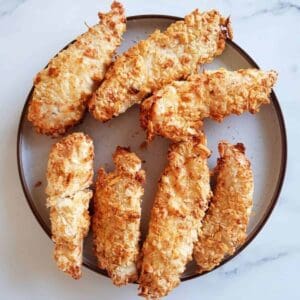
0,0,299,299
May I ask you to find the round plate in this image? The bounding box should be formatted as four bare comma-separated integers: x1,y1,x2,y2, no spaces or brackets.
17,15,287,280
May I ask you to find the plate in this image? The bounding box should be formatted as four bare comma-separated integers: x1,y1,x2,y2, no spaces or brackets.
17,15,287,280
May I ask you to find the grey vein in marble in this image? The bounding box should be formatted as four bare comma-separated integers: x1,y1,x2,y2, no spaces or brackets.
0,0,26,17
244,1,300,19
222,251,288,276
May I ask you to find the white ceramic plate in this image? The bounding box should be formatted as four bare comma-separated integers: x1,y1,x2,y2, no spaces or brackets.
17,15,287,280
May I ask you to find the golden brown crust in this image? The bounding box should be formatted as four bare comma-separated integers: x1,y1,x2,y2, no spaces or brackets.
139,136,212,298
89,10,232,121
193,142,253,273
46,132,94,279
92,147,145,286
28,2,126,136
141,69,277,142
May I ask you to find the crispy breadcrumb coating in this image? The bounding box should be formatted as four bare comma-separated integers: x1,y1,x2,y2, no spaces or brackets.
89,10,232,122
141,69,277,142
46,132,94,279
193,142,253,273
139,137,212,298
28,2,126,136
92,147,145,286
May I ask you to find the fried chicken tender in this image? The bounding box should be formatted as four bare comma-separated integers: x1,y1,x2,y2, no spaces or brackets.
89,10,232,122
92,147,145,286
193,142,253,273
139,136,212,298
28,2,126,136
46,132,94,279
141,69,277,142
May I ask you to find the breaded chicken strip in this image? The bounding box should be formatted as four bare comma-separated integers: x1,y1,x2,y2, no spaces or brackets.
46,132,94,279
89,10,232,121
139,137,212,298
28,2,126,136
193,142,253,273
141,69,277,142
93,147,145,285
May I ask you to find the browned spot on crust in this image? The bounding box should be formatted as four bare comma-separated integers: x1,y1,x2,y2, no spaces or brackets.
84,48,97,58
48,67,60,77
234,143,246,153
34,74,41,84
129,86,140,94
163,59,174,68
136,170,146,184
180,56,190,64
68,265,81,280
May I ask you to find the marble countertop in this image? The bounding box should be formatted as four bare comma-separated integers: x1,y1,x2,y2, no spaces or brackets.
0,0,299,299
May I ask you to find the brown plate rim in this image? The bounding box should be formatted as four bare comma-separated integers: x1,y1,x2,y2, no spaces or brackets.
17,14,287,282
